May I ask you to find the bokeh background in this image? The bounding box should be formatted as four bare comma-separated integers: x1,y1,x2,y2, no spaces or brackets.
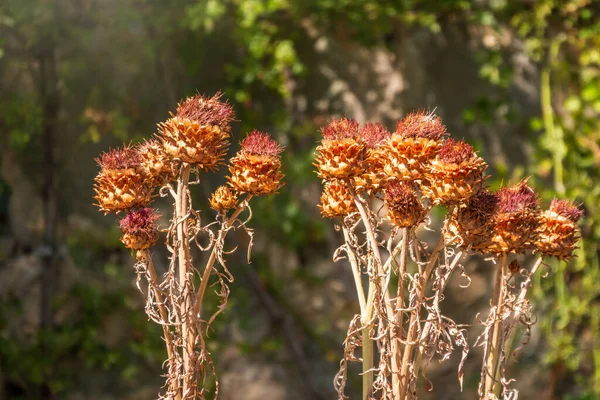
1,1,599,399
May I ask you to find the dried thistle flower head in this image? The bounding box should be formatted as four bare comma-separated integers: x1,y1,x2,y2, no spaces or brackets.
119,208,160,250
490,180,540,254
384,111,446,182
315,117,366,180
355,123,391,193
228,130,285,196
384,180,424,228
448,190,498,252
318,180,356,219
359,122,390,148
423,139,488,204
159,92,233,170
209,185,238,213
138,138,179,187
536,199,583,259
395,110,447,140
94,145,153,214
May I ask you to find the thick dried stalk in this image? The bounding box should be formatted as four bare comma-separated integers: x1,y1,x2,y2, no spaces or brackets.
139,250,181,400
342,225,367,315
484,254,508,396
498,257,544,393
391,228,409,399
398,235,445,399
175,165,195,396
349,185,382,400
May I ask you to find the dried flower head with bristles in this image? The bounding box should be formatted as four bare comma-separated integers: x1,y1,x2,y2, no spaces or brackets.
159,93,233,170
314,117,366,180
209,185,238,213
384,180,425,228
355,123,391,193
490,180,540,254
536,199,583,259
423,139,488,204
319,180,357,219
94,145,153,214
138,138,179,187
228,130,285,196
119,208,160,250
448,190,498,252
384,111,447,182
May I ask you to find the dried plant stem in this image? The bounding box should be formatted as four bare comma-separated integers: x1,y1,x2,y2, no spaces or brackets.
139,250,181,400
413,249,465,380
398,235,445,399
392,227,409,399
194,195,252,319
175,164,195,396
342,225,367,314
484,254,508,397
500,257,544,377
349,185,383,400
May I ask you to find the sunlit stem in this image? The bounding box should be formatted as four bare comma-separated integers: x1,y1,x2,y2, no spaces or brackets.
485,254,508,396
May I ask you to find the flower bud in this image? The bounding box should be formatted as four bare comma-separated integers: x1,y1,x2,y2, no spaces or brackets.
209,186,238,213
384,180,424,228
119,208,159,250
354,122,391,193
318,180,356,219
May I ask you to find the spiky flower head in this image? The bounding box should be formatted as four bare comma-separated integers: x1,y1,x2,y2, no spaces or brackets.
489,180,540,254
395,110,447,140
355,122,391,193
314,117,366,180
384,111,447,182
384,180,424,228
228,130,285,196
209,185,238,213
158,92,233,170
447,190,498,252
137,138,179,187
536,199,583,259
119,208,160,250
318,180,356,219
94,145,153,214
422,139,488,204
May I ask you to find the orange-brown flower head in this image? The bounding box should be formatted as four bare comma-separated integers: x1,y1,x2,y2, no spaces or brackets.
119,208,159,250
314,117,366,180
384,180,424,228
384,111,446,181
137,138,179,187
228,130,285,196
422,139,488,204
318,180,356,219
93,145,153,214
490,181,540,254
209,185,238,213
448,190,498,251
355,123,391,193
159,92,233,170
396,110,448,140
536,199,583,259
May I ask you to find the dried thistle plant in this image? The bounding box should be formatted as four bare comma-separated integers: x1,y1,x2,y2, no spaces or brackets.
315,112,583,399
93,93,284,399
